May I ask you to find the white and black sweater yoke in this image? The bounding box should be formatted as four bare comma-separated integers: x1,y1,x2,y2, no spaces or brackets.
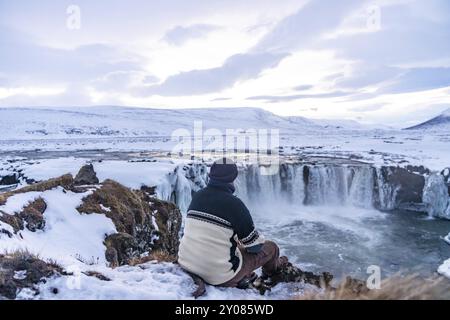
177,185,265,285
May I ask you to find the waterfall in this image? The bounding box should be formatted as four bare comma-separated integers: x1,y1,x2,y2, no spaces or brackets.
157,161,449,218
301,165,375,208
156,162,208,213
234,163,305,206
374,167,398,211
305,166,348,205
161,162,395,212
348,166,375,208
423,173,450,219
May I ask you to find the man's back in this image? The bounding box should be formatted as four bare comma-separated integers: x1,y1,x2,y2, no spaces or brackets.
178,184,262,285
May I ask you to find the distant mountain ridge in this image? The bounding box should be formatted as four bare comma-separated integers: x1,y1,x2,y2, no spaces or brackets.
0,106,371,140
405,108,450,130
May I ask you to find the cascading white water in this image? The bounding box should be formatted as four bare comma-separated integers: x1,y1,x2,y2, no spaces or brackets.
374,167,398,211
234,163,305,206
423,173,450,219
236,163,377,209
305,166,349,206
159,162,448,217
348,166,375,208
156,162,209,213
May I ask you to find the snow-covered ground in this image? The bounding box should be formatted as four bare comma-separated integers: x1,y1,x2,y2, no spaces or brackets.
438,257,450,279
0,187,117,265
32,262,309,300
0,106,321,140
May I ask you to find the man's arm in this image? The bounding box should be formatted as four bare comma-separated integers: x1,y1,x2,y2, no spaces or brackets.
233,201,265,253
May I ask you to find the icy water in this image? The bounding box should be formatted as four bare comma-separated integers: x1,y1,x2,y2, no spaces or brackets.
250,204,450,281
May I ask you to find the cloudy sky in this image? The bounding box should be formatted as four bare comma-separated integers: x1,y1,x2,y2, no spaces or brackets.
1,0,449,127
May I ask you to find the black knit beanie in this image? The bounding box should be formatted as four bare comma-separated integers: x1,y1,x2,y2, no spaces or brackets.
209,158,238,183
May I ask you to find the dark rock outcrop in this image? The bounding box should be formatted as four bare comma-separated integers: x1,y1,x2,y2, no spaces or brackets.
0,174,73,206
270,262,334,288
0,252,64,300
18,198,46,232
441,167,450,196
104,233,139,266
250,262,335,295
405,165,430,176
76,179,182,266
0,167,182,268
74,164,99,186
375,166,425,209
0,174,19,186
0,198,46,233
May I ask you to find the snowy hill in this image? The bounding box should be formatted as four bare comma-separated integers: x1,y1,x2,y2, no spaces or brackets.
405,108,450,130
0,106,365,140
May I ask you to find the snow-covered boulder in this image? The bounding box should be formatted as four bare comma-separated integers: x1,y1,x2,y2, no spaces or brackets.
438,258,450,279
423,174,450,219
0,197,46,234
0,173,19,186
0,252,64,299
74,164,99,186
77,179,182,266
0,168,182,268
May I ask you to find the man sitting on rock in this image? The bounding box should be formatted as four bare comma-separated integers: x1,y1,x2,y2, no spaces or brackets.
178,158,287,289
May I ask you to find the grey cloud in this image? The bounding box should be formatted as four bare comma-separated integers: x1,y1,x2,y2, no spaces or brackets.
253,0,367,53
334,65,399,89
91,71,159,92
379,67,450,94
249,0,450,100
350,104,386,112
293,84,314,91
0,84,93,107
142,75,160,85
247,91,353,103
163,24,221,46
137,52,288,96
0,26,144,86
324,2,450,66
316,1,450,95
92,71,138,91
323,73,345,82
341,67,450,98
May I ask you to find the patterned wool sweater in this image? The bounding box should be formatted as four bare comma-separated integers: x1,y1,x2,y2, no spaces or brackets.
177,184,265,285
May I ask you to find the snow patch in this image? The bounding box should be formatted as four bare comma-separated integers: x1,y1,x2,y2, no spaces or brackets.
0,220,14,235
444,233,450,246
13,270,27,280
33,262,302,300
0,187,117,265
0,192,42,215
21,157,87,182
94,160,177,190
16,288,37,300
99,204,111,212
438,258,450,279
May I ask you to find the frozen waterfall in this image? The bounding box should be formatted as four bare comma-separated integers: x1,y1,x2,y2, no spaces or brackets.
156,161,450,218
423,173,450,219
